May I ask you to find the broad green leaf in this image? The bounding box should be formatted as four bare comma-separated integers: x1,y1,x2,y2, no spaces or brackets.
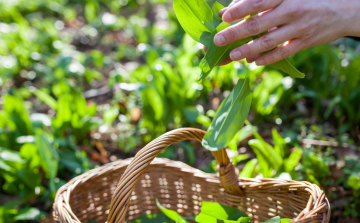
0,159,12,171
239,159,257,178
271,59,305,78
212,2,225,21
252,71,284,115
173,0,215,45
303,153,329,179
14,207,45,221
248,139,282,171
156,199,188,223
199,28,252,80
33,89,57,110
285,148,303,172
195,201,247,222
35,130,59,195
347,174,360,190
195,213,217,223
196,115,212,128
130,212,172,223
202,78,252,151
272,128,287,158
3,95,33,135
281,219,293,223
183,106,200,123
20,143,41,169
219,217,251,223
0,148,24,163
261,216,281,223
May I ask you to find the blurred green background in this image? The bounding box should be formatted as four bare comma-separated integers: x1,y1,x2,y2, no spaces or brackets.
0,0,359,222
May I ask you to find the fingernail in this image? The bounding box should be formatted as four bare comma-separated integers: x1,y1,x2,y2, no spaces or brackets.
223,12,232,21
214,34,225,46
230,50,241,61
255,58,265,66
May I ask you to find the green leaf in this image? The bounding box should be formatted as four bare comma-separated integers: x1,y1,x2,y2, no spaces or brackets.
281,219,293,223
35,130,59,196
212,2,225,21
156,199,188,223
303,153,329,179
195,201,247,222
20,143,40,169
199,30,252,80
130,212,172,223
252,71,284,115
270,59,305,78
239,159,257,178
202,78,252,151
260,216,281,223
0,148,24,163
14,207,45,221
248,139,282,172
197,115,212,128
33,89,57,110
285,148,303,172
3,95,33,135
347,174,360,191
271,128,287,158
0,159,12,172
173,0,215,45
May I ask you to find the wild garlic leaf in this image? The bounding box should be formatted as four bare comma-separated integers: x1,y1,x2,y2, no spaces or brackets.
156,199,189,223
195,201,248,223
202,78,252,151
248,139,283,171
173,0,216,45
271,59,305,78
260,216,292,223
199,30,252,80
280,218,293,223
212,1,225,26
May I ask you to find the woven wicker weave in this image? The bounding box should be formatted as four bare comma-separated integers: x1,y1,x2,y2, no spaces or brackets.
53,128,330,223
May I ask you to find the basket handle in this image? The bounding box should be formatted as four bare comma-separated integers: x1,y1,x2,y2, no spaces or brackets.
107,128,244,223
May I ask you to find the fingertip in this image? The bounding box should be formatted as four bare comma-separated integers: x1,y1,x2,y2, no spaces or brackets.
246,58,253,63
246,53,262,63
255,58,265,66
218,57,233,66
222,11,233,23
218,8,227,17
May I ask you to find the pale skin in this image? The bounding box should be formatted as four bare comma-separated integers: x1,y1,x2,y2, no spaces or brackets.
207,0,360,66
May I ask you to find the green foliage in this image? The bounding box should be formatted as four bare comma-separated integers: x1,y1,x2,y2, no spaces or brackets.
195,201,249,223
151,200,292,223
202,78,252,150
156,199,189,223
0,0,359,221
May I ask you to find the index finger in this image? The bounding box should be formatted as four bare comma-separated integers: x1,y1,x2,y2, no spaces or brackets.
222,0,284,23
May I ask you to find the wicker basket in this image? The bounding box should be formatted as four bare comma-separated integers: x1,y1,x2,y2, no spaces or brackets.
53,128,330,223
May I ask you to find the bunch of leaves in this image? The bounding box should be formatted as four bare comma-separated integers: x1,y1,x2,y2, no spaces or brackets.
240,122,303,178
0,93,94,222
173,0,304,80
132,200,292,223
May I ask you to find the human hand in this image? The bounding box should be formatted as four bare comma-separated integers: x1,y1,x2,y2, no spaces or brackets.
212,0,360,66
